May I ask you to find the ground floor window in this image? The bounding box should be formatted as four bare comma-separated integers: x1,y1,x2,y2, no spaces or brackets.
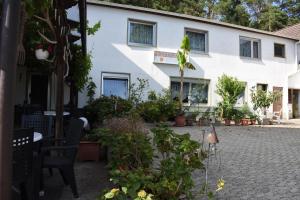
257,83,268,91
102,73,129,99
170,78,209,104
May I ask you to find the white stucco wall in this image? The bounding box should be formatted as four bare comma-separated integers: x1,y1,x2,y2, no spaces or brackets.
81,4,299,119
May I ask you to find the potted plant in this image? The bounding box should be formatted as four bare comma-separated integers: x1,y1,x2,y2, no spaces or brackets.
240,104,251,126
216,74,246,126
35,43,53,60
198,110,210,126
233,109,242,125
175,35,195,126
250,88,281,125
249,113,258,125
78,128,102,161
185,111,198,126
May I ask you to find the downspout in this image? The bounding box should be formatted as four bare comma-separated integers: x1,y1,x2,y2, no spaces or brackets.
296,41,300,71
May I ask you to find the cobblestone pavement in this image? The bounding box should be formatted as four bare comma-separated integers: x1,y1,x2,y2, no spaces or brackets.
172,125,300,200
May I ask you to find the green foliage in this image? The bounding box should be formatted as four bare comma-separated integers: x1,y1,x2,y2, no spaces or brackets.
216,74,246,105
84,96,133,127
250,88,281,111
216,0,250,26
177,35,195,110
216,74,245,120
69,45,93,91
138,90,178,122
100,123,207,200
106,0,300,31
129,78,149,106
87,21,101,35
81,128,107,142
86,77,97,104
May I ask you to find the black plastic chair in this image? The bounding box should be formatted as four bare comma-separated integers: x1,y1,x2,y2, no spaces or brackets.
41,118,84,198
23,104,43,115
12,128,34,200
21,114,53,138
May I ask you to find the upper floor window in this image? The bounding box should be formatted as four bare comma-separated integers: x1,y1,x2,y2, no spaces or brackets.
274,43,285,58
185,28,208,53
240,37,261,59
128,19,156,47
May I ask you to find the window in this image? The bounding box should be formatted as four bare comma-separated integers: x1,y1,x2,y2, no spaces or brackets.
171,78,210,104
274,43,285,58
240,37,261,59
102,73,129,99
128,19,156,46
257,83,268,92
185,28,208,53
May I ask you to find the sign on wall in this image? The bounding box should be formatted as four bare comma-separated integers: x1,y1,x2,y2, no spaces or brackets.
153,51,178,65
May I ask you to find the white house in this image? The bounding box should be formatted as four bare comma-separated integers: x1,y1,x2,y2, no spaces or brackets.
81,0,300,119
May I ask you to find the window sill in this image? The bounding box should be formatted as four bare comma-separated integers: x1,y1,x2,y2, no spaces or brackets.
127,42,156,48
190,51,209,56
240,56,262,61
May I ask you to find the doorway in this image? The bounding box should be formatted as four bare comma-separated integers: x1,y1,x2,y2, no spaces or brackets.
30,75,48,110
273,87,283,118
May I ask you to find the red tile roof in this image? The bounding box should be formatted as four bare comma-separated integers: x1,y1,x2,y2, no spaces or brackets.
275,23,300,40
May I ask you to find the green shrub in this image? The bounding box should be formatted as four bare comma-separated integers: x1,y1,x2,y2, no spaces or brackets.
138,90,178,122
100,124,207,200
216,74,245,120
84,96,133,127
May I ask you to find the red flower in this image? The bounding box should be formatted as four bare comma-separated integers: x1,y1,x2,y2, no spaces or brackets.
36,44,43,49
47,45,53,53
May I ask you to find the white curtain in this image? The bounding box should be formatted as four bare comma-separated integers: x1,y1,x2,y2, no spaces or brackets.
130,22,153,45
186,31,205,52
103,78,128,99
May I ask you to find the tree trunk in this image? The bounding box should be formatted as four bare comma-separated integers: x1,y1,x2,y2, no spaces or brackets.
54,0,67,139
179,70,184,111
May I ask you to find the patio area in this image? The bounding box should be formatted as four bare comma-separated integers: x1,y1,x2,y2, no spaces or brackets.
43,124,300,200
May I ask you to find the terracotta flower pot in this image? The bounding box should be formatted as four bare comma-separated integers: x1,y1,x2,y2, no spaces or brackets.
78,141,101,161
234,120,241,126
224,119,231,126
175,115,186,127
241,119,249,126
250,119,256,125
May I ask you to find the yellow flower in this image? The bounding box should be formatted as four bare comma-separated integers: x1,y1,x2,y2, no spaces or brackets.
137,190,147,198
216,178,225,192
111,188,119,194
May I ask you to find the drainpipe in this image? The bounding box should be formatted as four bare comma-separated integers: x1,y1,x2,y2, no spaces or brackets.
296,41,300,71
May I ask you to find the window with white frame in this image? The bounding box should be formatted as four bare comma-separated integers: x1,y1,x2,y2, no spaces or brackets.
102,73,129,99
274,43,285,58
128,19,156,46
240,37,261,59
171,78,210,104
185,28,208,53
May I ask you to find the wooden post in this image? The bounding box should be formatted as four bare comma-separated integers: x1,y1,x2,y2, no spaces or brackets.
54,0,67,139
0,0,21,199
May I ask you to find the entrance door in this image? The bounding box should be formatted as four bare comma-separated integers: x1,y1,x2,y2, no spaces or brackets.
273,87,283,117
30,75,48,110
292,90,299,118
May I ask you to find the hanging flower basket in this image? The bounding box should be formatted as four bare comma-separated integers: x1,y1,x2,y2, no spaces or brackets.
35,44,53,60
